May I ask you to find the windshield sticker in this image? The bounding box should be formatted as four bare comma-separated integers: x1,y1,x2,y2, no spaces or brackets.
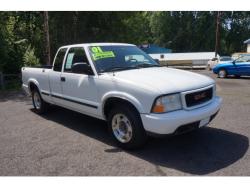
91,46,115,61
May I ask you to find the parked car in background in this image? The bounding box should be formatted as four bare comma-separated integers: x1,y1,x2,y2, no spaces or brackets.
213,54,250,78
207,56,232,70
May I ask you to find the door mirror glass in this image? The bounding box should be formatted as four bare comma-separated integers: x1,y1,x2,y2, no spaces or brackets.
71,62,94,75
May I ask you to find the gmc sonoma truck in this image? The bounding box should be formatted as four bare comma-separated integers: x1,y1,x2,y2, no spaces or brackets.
22,43,222,149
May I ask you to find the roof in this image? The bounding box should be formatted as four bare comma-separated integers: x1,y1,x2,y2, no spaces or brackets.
139,44,172,54
244,39,250,44
60,43,135,48
150,52,217,61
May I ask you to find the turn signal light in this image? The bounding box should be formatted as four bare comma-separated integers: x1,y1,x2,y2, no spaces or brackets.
152,104,165,113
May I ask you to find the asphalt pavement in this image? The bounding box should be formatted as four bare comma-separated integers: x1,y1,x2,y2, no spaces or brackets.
0,70,249,176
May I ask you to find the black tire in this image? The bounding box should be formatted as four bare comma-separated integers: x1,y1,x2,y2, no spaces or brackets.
107,104,147,149
31,88,48,114
218,69,227,78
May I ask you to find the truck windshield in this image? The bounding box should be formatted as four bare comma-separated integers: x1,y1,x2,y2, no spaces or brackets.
88,45,160,73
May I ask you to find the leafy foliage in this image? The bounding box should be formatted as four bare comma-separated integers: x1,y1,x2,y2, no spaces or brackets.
23,45,40,67
0,11,249,74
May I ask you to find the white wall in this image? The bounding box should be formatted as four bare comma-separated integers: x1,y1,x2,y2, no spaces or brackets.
149,52,215,66
192,60,209,65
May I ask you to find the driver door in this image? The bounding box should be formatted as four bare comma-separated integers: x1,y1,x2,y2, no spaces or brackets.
60,47,99,116
236,62,250,75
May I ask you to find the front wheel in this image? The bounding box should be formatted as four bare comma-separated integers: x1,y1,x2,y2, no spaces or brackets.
218,69,227,78
32,88,48,114
107,105,147,149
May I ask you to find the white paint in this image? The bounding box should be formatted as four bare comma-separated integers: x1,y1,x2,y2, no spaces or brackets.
22,43,222,135
150,52,218,66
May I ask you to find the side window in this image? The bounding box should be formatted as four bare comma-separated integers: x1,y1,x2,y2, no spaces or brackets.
53,48,67,72
64,47,89,72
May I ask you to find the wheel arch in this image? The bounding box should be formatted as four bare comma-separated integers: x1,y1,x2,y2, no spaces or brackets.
28,79,40,94
101,92,144,120
218,67,227,72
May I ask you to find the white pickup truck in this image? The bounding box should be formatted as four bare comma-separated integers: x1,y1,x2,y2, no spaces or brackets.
22,43,222,149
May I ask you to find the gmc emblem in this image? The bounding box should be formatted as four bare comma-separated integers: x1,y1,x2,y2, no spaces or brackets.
194,92,206,100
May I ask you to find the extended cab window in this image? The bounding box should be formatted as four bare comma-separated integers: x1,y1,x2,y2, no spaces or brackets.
64,47,89,73
53,48,67,72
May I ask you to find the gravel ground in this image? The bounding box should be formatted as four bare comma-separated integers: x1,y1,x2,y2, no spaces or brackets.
0,70,249,176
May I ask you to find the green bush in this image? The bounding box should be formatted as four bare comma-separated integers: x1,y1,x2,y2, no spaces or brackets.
23,45,40,67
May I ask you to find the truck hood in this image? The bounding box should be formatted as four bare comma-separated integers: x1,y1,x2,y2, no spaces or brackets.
111,67,214,94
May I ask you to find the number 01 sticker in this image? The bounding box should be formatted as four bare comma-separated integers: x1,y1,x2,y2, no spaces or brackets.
91,46,115,61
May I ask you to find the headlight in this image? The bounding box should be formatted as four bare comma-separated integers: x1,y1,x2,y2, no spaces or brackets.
151,93,182,113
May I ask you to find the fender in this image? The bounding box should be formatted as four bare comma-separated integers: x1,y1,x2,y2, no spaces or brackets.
100,91,145,119
28,78,41,94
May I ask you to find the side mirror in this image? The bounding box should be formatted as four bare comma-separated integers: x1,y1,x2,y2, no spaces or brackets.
71,62,94,75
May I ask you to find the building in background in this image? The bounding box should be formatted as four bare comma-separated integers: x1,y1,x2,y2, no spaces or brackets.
232,39,250,59
150,52,217,67
244,38,250,53
139,44,216,68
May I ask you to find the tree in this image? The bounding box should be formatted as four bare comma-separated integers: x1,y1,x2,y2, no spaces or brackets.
0,11,250,74
44,11,51,65
215,12,221,57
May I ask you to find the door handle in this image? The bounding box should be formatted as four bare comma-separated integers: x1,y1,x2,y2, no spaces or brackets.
61,77,66,82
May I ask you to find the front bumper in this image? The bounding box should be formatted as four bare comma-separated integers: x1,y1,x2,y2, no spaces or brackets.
140,96,222,135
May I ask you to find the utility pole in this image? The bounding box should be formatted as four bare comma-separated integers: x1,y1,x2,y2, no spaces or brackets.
44,11,51,65
215,11,221,57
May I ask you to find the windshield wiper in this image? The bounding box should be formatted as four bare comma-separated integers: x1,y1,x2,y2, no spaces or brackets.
100,64,161,73
101,66,139,73
136,64,161,68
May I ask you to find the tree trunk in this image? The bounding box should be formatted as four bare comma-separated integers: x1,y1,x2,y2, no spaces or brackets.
44,11,51,65
215,12,220,57
73,11,78,43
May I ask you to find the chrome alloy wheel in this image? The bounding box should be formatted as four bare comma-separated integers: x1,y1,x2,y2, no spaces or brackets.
218,70,226,78
33,92,41,109
111,114,133,143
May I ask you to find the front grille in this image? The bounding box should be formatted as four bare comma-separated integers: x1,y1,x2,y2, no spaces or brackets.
185,87,213,107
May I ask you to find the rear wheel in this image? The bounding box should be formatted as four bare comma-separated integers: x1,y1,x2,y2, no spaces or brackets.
107,105,147,149
32,88,48,114
218,69,227,78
